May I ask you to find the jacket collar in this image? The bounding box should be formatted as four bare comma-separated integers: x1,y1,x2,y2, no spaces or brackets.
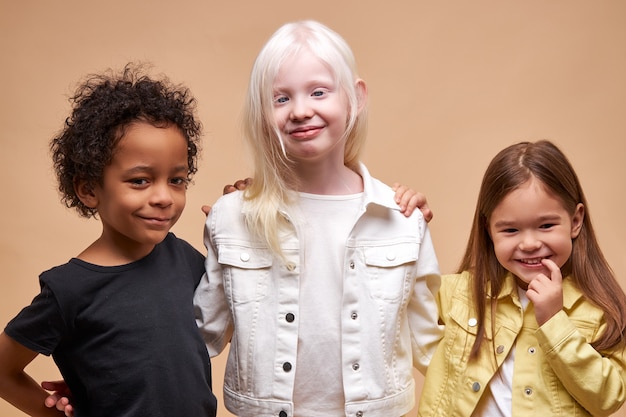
357,162,404,213
273,162,404,221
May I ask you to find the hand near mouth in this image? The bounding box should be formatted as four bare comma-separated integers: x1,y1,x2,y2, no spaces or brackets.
526,258,564,326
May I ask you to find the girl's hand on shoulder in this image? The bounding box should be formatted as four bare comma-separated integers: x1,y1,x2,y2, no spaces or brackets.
526,258,564,326
392,183,433,221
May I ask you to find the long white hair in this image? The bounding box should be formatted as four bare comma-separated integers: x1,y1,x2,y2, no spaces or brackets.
242,20,368,257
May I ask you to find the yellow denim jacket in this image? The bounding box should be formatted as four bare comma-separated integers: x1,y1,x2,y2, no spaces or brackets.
418,271,626,416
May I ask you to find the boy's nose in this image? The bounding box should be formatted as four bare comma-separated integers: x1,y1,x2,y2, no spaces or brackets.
150,183,174,207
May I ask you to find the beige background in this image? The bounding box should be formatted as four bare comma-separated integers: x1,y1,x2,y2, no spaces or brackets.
1,1,625,416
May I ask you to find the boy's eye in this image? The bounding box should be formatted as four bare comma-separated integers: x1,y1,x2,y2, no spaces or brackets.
539,223,555,229
170,177,188,186
130,178,148,186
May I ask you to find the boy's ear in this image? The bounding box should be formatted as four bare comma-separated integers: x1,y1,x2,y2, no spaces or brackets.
74,179,98,209
355,78,368,114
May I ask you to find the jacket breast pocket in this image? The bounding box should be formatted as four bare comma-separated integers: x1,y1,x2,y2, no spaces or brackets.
362,242,419,302
217,245,273,304
445,297,482,364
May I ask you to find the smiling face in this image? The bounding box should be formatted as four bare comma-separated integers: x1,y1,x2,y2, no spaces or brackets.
81,122,189,260
271,49,351,166
488,176,584,288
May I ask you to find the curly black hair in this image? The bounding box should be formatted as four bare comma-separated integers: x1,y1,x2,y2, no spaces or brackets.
50,63,202,218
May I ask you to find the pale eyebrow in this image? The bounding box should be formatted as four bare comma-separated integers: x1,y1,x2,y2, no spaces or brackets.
273,76,336,92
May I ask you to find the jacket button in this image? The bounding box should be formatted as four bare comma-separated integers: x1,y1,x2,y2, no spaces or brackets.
240,252,250,262
279,411,288,417
286,262,296,271
528,347,536,354
496,345,505,354
386,252,396,261
352,363,360,371
286,313,295,322
349,261,355,269
468,318,477,327
524,387,533,396
351,312,358,320
472,382,481,392
283,362,292,372
356,412,363,417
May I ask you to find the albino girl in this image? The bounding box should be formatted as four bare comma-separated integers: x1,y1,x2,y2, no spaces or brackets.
194,20,442,417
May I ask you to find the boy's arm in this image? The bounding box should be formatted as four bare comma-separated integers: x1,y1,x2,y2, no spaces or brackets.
0,332,64,416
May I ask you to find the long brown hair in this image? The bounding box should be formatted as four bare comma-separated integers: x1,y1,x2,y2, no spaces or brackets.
459,140,626,358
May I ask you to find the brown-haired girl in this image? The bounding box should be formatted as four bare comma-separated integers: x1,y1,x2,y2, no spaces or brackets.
418,140,626,416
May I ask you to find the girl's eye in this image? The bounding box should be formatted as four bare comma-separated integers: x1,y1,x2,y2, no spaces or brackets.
502,228,518,234
274,96,289,104
539,223,555,229
312,90,325,97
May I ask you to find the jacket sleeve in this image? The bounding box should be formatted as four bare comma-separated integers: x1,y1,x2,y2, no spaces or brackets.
536,310,626,416
409,223,444,375
193,205,234,357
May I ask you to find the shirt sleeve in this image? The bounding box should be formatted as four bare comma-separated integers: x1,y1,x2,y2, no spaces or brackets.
4,283,66,356
536,310,626,416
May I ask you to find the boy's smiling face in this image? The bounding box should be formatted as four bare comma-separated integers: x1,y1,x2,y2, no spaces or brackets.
83,122,189,262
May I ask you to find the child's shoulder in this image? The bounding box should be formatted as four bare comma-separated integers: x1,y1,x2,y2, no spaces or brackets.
561,276,603,318
213,189,244,208
367,175,427,221
209,190,245,219
441,271,471,290
155,233,205,269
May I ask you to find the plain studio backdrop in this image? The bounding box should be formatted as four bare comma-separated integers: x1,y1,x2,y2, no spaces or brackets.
1,1,625,416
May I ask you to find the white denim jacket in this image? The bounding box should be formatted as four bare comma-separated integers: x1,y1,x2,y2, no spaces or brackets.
194,164,442,417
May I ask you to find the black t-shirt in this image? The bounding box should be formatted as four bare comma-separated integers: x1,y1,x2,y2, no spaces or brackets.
5,233,217,417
